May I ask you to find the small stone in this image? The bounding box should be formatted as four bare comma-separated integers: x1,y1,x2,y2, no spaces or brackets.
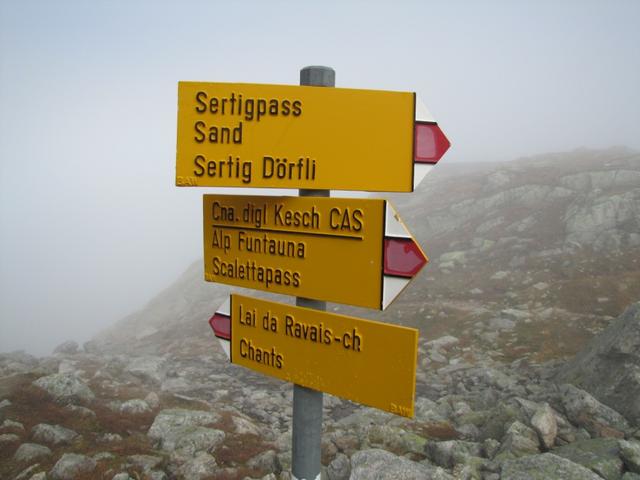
14,443,52,463
620,440,640,474
0,433,21,447
498,421,540,458
327,452,350,480
126,454,163,472
28,472,47,480
49,453,97,480
99,433,123,443
145,391,161,409
0,399,12,409
531,403,558,449
31,423,79,446
178,452,217,480
120,399,151,414
2,419,25,432
111,474,133,480
64,404,96,418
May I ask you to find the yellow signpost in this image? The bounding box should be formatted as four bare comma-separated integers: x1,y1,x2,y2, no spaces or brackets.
203,194,427,310
224,294,418,417
177,82,416,192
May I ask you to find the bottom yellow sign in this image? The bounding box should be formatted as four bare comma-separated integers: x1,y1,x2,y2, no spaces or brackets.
226,294,418,417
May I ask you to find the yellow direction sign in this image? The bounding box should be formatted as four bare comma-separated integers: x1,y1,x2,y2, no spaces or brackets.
210,294,418,418
203,194,428,310
177,82,441,192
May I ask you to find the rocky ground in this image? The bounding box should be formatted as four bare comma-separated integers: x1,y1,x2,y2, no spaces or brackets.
1,147,639,479
1,302,639,480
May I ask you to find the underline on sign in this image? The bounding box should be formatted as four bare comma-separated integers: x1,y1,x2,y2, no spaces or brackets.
211,223,364,241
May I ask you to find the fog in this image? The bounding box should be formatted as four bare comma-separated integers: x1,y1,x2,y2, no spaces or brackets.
1,0,639,355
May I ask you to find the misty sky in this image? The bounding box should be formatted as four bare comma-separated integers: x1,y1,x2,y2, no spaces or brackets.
1,0,639,355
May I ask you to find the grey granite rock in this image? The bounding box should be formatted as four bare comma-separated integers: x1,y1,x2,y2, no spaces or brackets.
557,302,640,426
14,443,52,463
559,383,629,437
501,453,604,479
31,423,79,446
351,448,449,479
147,408,221,451
49,453,97,480
32,373,95,404
531,403,558,449
553,438,623,480
620,440,640,474
327,452,350,480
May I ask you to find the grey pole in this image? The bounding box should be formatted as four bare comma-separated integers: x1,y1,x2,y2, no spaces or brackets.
292,65,334,480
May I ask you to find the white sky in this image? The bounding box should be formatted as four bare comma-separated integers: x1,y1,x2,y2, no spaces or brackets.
1,0,639,355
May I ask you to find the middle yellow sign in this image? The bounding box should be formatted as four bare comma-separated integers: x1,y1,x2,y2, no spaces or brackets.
203,194,428,310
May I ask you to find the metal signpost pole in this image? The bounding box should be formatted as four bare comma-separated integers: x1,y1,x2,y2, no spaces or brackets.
292,65,334,480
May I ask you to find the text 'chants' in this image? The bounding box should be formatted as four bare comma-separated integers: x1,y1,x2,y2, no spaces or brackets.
236,303,364,370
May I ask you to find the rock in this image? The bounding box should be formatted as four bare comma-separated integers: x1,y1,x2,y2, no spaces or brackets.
2,418,25,432
147,408,221,451
94,452,115,462
112,474,133,480
126,454,164,472
247,450,281,475
350,448,444,479
427,336,460,350
0,398,12,409
557,302,640,426
620,440,640,473
501,453,604,479
14,443,52,463
49,453,97,480
125,356,167,384
53,341,79,355
489,318,516,331
483,438,501,459
32,373,95,404
173,426,225,456
0,432,20,447
120,399,151,414
98,433,123,443
14,464,42,480
531,403,558,449
27,472,47,480
424,440,483,469
64,404,96,418
623,473,640,480
498,421,540,458
327,452,350,480
31,423,79,446
145,391,161,409
177,451,218,480
552,438,623,480
559,383,630,437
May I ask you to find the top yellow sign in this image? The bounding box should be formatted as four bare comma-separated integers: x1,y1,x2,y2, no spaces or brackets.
176,82,416,192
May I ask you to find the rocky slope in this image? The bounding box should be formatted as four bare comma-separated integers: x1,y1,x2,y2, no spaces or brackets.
1,147,639,480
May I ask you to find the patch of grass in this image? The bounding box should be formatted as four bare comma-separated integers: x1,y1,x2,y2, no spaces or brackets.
415,421,459,441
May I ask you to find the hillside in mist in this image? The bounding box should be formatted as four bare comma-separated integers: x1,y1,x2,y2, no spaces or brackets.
1,146,639,479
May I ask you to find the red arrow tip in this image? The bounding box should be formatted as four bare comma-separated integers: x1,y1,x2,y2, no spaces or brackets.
209,313,231,340
415,123,450,164
383,238,428,277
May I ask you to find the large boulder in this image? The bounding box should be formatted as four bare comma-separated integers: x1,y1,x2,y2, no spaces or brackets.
32,373,95,405
556,302,640,426
501,453,604,480
147,409,222,452
350,449,451,480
